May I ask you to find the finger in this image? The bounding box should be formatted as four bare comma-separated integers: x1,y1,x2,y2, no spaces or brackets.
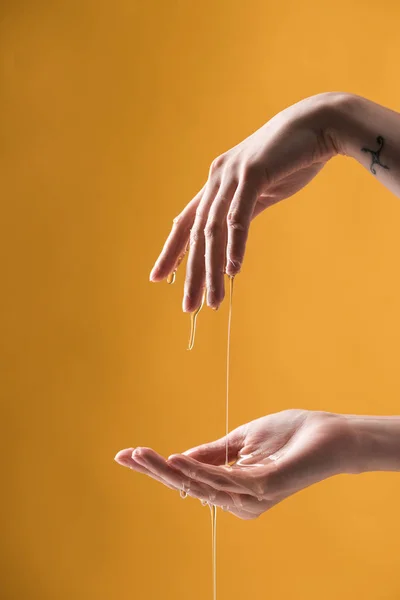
226,179,258,277
182,428,245,465
115,448,179,491
132,447,187,487
114,448,136,468
115,449,256,518
205,181,237,308
150,188,204,282
168,454,268,498
132,448,239,507
183,182,220,312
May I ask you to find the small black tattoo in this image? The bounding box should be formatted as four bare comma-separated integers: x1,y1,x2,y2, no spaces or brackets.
361,135,390,175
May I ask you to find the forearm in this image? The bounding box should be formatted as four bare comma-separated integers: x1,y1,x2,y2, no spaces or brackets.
329,93,400,197
346,414,400,473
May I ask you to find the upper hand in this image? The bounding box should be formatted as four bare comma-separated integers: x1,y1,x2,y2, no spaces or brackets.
150,93,344,311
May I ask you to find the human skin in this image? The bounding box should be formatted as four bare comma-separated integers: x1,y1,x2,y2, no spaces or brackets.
115,410,400,520
149,92,400,311
116,94,400,518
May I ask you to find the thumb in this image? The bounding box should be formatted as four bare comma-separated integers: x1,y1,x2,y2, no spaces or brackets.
181,429,244,465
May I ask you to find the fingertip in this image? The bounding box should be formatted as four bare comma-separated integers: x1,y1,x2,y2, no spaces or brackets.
184,286,207,313
114,448,134,461
182,298,191,313
167,453,180,461
225,262,241,278
149,267,164,282
207,292,223,311
183,296,198,313
114,448,135,468
149,263,158,280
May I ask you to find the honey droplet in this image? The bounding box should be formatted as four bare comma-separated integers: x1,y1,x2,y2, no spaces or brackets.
167,270,176,285
188,290,206,350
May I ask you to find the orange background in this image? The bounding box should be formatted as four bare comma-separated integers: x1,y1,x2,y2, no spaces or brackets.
2,1,400,599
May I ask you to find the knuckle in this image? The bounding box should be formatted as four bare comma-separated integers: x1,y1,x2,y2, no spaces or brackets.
204,220,222,240
227,211,246,232
172,213,184,227
210,154,225,174
195,205,207,220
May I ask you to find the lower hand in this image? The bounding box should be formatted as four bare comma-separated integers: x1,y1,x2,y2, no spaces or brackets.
115,409,356,520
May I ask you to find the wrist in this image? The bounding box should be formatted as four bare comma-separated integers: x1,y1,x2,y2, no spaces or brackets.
309,92,360,158
345,415,400,474
319,92,392,163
